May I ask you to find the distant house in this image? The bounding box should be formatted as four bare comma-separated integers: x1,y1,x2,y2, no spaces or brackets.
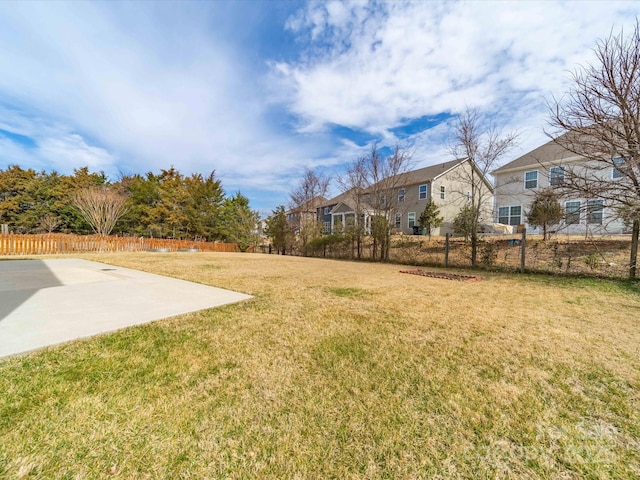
318,158,494,236
286,196,327,235
492,135,629,235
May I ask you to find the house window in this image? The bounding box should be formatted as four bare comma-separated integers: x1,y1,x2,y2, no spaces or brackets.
587,199,604,225
408,212,416,228
440,186,445,200
498,206,522,226
550,167,565,186
380,193,386,206
565,201,581,225
345,213,356,226
323,207,330,215
395,213,402,228
525,170,538,189
398,188,405,203
466,191,471,201
323,221,331,233
418,184,427,200
612,157,625,179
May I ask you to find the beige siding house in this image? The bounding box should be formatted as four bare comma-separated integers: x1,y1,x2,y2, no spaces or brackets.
492,137,628,234
319,158,494,236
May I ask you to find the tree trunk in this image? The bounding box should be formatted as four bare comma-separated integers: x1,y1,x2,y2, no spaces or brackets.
630,219,639,279
471,232,478,267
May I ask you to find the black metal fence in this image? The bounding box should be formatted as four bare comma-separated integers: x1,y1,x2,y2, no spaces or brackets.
290,231,635,279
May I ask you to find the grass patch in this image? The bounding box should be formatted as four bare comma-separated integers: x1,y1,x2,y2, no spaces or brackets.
326,287,370,298
1,252,639,478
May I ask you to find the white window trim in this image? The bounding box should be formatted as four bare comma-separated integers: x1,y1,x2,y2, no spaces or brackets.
498,205,522,226
418,184,427,200
398,188,405,203
524,170,538,189
565,200,581,225
394,213,402,228
408,212,416,229
440,185,445,200
612,157,625,179
587,199,604,225
550,166,565,186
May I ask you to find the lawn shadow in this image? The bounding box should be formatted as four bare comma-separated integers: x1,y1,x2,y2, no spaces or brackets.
0,259,63,320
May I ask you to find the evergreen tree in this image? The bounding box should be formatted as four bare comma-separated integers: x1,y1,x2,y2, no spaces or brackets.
265,205,292,255
526,188,563,240
218,192,260,251
418,199,444,239
453,204,475,242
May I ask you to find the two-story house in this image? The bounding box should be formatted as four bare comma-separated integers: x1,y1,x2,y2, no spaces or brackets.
286,196,327,235
318,158,494,236
492,136,628,234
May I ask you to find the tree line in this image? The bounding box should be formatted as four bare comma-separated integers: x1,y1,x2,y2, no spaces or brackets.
0,165,259,250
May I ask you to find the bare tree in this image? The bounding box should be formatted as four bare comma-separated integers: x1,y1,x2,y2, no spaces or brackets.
73,186,129,237
337,143,413,261
39,214,61,233
337,155,368,258
450,108,518,266
289,168,330,253
548,21,640,278
368,144,413,261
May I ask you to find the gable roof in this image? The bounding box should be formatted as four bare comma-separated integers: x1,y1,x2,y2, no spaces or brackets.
320,157,490,208
287,196,328,214
492,133,580,174
391,158,467,186
320,190,354,209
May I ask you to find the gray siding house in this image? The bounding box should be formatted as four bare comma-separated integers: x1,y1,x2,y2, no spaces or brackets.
492,137,629,235
318,158,494,236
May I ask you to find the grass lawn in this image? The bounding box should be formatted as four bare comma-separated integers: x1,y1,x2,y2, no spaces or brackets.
1,252,639,479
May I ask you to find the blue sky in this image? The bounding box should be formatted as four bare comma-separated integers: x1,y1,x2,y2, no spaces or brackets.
0,1,638,215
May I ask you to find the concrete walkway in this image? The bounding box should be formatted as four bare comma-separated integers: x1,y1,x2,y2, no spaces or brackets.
0,258,252,358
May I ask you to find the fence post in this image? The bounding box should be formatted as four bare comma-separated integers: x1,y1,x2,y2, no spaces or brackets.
445,233,450,268
520,228,527,273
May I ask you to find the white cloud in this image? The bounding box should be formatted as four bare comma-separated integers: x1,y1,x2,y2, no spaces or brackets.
275,0,639,141
0,3,316,182
37,134,116,174
0,1,639,212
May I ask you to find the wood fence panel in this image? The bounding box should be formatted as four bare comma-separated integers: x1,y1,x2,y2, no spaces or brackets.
0,234,239,255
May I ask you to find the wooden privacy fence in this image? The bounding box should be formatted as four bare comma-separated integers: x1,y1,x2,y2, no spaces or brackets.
0,234,239,255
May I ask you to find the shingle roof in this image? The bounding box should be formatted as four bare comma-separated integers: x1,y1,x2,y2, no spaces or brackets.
320,157,476,208
287,196,328,214
392,158,466,186
321,190,354,208
492,133,579,174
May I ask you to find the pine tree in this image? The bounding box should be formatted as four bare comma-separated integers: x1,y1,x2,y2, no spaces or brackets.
418,199,444,239
265,206,293,255
526,189,563,240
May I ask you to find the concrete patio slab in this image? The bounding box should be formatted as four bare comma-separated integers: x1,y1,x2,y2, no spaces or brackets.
0,258,252,359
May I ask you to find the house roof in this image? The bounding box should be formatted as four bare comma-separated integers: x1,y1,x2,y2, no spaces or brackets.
492,133,580,174
321,158,466,205
287,196,328,215
321,190,353,209
320,157,489,208
391,158,466,186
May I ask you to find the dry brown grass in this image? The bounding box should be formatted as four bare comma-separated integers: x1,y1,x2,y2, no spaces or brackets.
1,252,639,478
